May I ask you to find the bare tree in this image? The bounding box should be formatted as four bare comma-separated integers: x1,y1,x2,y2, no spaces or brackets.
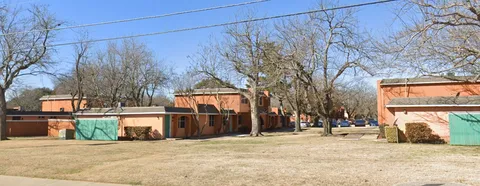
279,2,372,136
173,70,210,138
376,0,480,80
0,5,59,140
7,86,53,111
336,80,377,120
194,19,276,136
55,39,168,108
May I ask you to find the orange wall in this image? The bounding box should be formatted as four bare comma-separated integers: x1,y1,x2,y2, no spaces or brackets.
119,115,165,139
174,91,272,114
48,119,76,137
42,99,87,112
7,121,48,137
377,81,480,124
175,94,245,113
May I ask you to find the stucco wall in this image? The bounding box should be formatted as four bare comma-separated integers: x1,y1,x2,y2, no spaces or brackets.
48,119,76,137
393,107,480,142
119,115,164,139
377,81,480,124
7,121,48,137
42,99,87,112
175,94,243,113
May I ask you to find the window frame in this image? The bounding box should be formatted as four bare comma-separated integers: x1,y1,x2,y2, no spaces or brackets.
178,116,186,128
241,95,248,104
209,115,215,127
258,96,263,106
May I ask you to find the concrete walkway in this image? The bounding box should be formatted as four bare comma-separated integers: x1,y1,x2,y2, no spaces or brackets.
0,175,131,186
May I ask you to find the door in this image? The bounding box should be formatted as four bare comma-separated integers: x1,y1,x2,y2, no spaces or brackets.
164,115,171,138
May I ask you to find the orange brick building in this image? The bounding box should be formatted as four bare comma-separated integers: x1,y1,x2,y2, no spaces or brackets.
174,88,285,132
377,76,480,141
40,95,87,112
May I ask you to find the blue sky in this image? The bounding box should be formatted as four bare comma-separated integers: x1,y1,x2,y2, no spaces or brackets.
11,0,403,91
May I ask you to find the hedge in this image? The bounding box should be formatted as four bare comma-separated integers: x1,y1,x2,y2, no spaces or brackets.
405,123,445,144
124,126,152,140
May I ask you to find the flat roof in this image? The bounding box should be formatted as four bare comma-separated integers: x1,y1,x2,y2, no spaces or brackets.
380,76,479,86
7,111,72,116
39,94,86,101
386,96,480,108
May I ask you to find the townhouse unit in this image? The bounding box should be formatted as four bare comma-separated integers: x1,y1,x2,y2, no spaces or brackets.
377,76,480,141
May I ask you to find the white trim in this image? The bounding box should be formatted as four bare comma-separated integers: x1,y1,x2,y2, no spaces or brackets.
386,104,480,108
75,118,118,120
448,111,480,114
47,119,75,122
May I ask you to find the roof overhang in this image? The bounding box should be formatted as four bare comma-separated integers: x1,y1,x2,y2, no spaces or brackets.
386,104,480,108
74,112,223,116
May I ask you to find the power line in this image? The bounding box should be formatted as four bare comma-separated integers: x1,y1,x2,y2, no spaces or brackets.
0,0,270,36
18,0,400,49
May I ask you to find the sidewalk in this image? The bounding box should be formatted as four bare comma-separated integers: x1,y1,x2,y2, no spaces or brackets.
0,175,132,186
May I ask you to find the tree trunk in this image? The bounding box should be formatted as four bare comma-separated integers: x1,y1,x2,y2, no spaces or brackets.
294,110,301,132
0,88,8,140
250,102,262,136
322,117,331,136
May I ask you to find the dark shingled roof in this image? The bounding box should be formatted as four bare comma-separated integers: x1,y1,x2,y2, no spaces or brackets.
221,109,236,115
174,88,242,95
7,111,72,116
380,76,479,86
386,96,480,107
197,104,219,114
76,105,221,115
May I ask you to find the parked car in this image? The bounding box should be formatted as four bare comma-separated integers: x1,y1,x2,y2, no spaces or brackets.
331,120,338,127
340,120,350,127
354,119,366,127
317,121,323,127
300,121,310,128
368,120,379,126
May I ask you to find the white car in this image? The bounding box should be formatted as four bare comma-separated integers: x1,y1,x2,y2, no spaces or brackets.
300,121,310,128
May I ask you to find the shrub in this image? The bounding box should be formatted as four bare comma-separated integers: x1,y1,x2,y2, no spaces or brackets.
125,126,152,140
405,123,445,144
385,126,398,143
238,125,250,134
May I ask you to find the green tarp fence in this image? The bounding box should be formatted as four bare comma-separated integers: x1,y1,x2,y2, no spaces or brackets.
76,119,118,141
449,113,480,146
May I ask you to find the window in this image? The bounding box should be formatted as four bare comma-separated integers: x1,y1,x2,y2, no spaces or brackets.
258,96,263,106
178,116,186,128
49,116,57,119
12,116,21,120
59,108,65,112
38,116,45,119
241,95,248,104
209,115,215,127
